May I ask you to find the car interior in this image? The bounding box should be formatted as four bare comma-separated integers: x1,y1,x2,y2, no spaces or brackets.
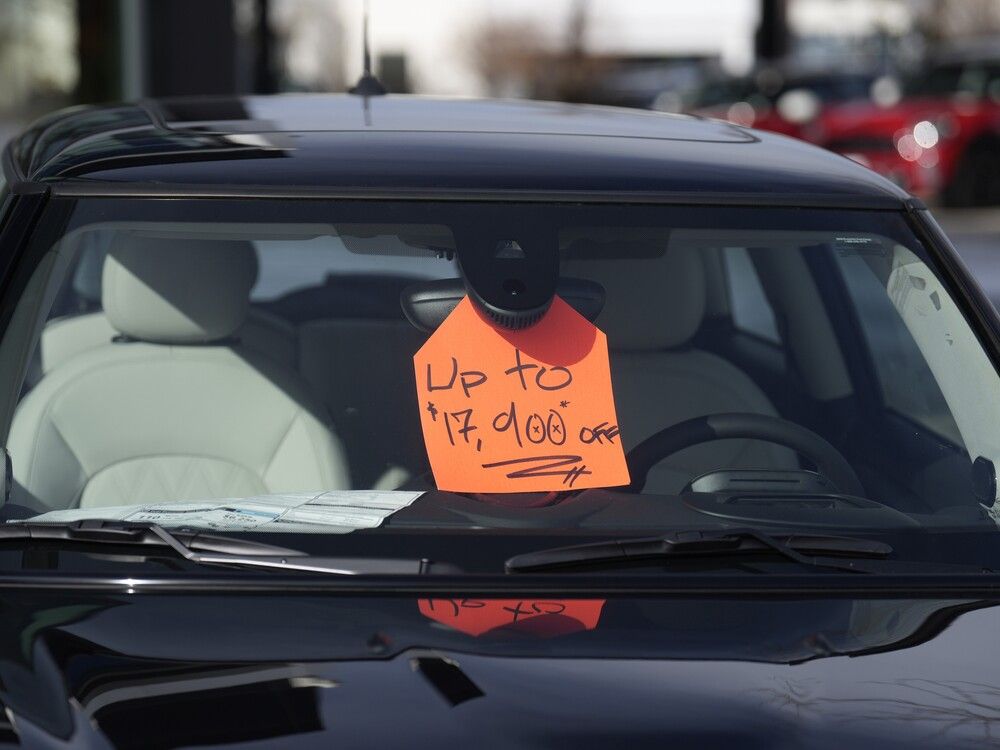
1,216,995,523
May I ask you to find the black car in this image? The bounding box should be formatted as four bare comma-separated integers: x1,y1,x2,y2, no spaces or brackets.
1,92,1000,748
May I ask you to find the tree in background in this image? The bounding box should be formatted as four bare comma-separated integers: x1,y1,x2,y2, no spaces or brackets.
0,0,77,114
270,0,346,92
463,15,548,99
464,0,611,103
910,0,1000,50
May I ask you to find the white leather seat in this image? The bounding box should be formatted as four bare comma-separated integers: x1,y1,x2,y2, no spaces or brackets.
9,235,350,510
37,238,297,375
563,245,796,494
39,308,297,373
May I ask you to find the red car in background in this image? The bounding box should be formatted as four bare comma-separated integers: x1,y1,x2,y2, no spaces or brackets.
685,69,882,140
685,57,1000,206
820,56,1000,206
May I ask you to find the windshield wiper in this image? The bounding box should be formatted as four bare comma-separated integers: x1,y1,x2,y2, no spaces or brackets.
1,519,455,575
505,529,893,574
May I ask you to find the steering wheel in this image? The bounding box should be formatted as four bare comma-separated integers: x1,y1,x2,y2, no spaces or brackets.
625,413,864,496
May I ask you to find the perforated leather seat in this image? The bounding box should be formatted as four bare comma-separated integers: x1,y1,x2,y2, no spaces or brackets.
563,245,795,494
9,236,350,510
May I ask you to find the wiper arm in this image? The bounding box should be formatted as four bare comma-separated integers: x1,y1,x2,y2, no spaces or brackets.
505,529,893,574
2,519,454,575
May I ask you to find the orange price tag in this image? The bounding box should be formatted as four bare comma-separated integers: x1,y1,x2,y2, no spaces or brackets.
413,295,630,492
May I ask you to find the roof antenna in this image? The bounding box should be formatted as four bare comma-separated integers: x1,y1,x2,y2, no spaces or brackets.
349,0,387,96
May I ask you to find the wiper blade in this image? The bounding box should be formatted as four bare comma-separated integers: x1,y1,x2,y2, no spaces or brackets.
505,529,892,574
2,519,454,575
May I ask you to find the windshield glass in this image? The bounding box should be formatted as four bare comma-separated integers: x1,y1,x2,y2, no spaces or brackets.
2,199,999,571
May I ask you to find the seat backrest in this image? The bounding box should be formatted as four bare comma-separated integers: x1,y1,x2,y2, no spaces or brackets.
298,319,428,488
9,235,349,511
563,244,795,493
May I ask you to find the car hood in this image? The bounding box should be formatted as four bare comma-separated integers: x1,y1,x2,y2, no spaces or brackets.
0,587,997,748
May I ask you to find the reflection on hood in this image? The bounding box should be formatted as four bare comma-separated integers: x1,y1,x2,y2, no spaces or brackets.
0,592,994,748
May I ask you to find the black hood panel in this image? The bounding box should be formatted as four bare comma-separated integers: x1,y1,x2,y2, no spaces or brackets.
0,590,997,748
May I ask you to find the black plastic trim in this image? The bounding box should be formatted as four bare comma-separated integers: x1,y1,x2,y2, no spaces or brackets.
0,190,50,307
0,571,996,595
45,181,910,209
1,142,46,196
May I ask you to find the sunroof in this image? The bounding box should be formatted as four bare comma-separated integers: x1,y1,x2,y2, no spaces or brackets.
152,94,754,143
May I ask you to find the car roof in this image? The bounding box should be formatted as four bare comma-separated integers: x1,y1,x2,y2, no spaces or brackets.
7,94,910,208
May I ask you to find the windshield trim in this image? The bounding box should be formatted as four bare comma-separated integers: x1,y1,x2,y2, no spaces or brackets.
1,568,1000,595
45,180,913,211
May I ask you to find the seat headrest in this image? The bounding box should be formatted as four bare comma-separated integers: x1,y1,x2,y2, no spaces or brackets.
102,236,257,344
562,245,705,351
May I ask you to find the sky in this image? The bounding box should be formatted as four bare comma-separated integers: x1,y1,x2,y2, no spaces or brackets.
335,0,762,95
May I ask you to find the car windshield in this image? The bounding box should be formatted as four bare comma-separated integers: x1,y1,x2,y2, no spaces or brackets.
2,198,999,572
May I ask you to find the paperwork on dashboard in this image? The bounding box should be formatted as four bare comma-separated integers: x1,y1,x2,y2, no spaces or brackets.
23,491,424,533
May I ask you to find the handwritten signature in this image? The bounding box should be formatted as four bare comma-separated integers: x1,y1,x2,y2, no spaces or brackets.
481,455,593,487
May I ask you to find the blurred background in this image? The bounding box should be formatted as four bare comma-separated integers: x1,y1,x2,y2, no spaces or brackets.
3,0,1000,301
